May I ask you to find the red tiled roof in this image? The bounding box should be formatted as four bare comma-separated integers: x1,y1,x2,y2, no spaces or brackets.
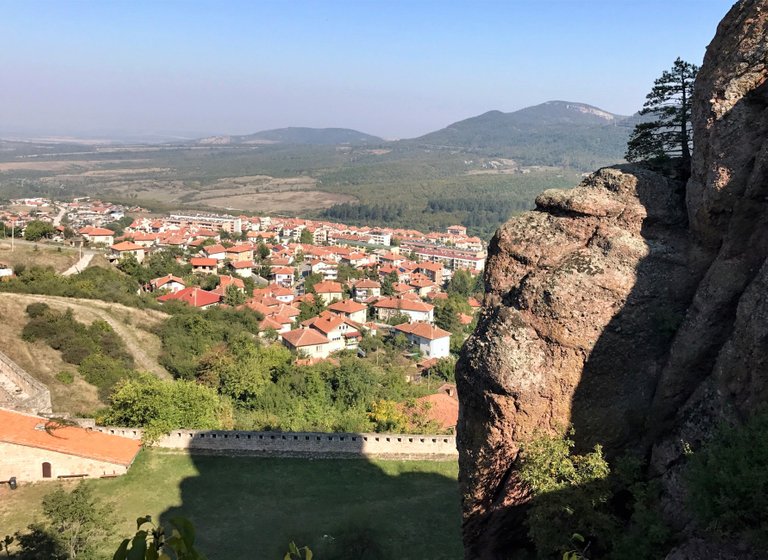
281,327,330,347
190,257,217,267
373,297,433,313
302,314,345,334
354,279,381,289
150,274,185,288
327,299,367,314
0,409,140,466
394,321,450,340
226,244,253,253
111,241,143,251
415,393,458,429
82,227,114,236
313,281,343,293
157,287,220,307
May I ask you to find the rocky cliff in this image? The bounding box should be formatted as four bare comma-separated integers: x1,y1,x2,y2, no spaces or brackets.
456,1,768,558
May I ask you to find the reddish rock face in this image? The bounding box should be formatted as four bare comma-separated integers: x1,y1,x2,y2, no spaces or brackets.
457,166,692,557
457,1,768,558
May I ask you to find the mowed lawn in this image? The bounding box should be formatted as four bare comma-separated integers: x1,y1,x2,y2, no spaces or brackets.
0,450,462,559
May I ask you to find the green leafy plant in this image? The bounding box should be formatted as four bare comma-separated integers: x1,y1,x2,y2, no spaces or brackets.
284,541,313,560
685,410,768,543
113,516,207,560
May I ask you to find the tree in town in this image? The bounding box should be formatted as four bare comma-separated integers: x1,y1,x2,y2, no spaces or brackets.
223,284,246,306
23,220,55,241
625,57,699,176
299,228,313,245
447,269,474,297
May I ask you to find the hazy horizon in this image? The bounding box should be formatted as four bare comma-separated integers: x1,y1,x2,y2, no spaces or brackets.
0,0,733,141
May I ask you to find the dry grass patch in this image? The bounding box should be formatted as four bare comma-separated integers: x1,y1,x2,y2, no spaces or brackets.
201,190,356,213
0,242,80,273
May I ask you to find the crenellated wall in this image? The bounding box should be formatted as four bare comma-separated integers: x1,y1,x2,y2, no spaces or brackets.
91,426,458,459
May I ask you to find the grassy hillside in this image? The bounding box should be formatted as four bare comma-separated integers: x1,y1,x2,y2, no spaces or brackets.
0,293,169,413
0,450,461,560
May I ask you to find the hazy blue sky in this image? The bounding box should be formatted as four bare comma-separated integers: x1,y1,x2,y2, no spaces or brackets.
0,0,734,140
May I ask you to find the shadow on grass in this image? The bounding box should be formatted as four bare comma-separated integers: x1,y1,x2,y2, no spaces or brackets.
158,449,461,560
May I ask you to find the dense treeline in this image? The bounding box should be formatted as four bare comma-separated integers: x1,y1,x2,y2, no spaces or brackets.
321,202,406,222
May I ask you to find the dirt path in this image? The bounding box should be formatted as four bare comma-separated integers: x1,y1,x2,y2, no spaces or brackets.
0,293,171,379
62,252,95,275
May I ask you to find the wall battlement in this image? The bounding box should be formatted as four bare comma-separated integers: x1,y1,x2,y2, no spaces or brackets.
92,426,458,459
0,350,52,415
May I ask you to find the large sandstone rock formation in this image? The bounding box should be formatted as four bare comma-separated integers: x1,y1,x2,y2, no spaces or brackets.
457,1,768,557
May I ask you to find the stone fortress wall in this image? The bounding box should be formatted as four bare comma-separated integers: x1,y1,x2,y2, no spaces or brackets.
0,350,52,415
90,425,458,459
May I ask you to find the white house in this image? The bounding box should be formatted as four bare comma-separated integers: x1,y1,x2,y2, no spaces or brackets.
149,274,186,293
393,322,451,358
373,296,434,323
281,327,332,359
327,299,368,324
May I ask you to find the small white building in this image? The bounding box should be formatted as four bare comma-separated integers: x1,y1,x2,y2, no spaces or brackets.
281,327,332,359
393,322,451,358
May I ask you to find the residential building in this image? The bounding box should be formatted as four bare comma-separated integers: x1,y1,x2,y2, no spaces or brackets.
393,322,451,358
373,296,434,323
109,241,145,263
313,281,344,305
327,299,368,324
149,274,186,293
281,327,332,359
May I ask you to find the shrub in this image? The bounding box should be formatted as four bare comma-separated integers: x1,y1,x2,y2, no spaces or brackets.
55,371,74,385
519,429,614,557
685,411,768,542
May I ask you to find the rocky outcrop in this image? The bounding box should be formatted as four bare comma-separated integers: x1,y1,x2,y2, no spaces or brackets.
457,1,768,558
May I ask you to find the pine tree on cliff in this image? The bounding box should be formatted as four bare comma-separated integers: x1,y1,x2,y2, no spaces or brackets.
626,57,699,176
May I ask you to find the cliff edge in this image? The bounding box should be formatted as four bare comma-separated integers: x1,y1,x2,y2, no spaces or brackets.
457,1,768,558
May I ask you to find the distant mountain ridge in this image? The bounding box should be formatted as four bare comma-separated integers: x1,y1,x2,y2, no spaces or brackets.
408,100,633,169
196,127,384,146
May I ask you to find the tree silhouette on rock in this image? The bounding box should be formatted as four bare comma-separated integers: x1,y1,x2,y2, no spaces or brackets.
626,57,698,179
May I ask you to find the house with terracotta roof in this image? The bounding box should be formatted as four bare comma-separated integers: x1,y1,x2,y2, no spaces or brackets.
203,244,227,261
393,321,450,358
157,287,221,309
353,279,381,300
313,281,344,305
110,241,145,263
149,274,186,293
79,226,114,246
373,296,434,323
280,327,332,359
271,266,295,286
231,260,255,277
0,408,141,482
327,299,368,324
309,259,339,281
190,257,218,274
225,244,254,262
301,312,361,353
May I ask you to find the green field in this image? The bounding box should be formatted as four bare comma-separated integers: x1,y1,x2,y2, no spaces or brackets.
0,450,462,559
